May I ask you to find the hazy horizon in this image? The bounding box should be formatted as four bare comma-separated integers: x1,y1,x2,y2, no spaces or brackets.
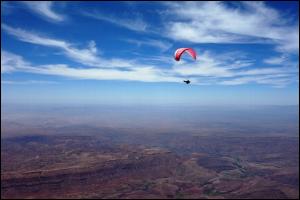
2,104,298,139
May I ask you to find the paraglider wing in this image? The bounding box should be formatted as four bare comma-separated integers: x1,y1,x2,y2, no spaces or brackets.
174,48,196,61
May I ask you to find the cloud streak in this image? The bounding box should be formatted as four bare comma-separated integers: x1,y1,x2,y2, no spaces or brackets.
2,24,101,66
22,1,65,22
2,17,298,88
2,25,147,69
82,11,148,32
162,2,299,53
263,55,287,65
2,49,298,88
1,50,180,83
172,51,297,77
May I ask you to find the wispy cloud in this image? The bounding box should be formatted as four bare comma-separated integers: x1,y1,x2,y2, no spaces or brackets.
124,38,172,52
22,1,65,22
2,23,298,88
82,11,148,32
1,50,180,83
220,74,297,88
2,25,144,69
1,50,32,73
172,50,298,87
173,51,257,77
263,55,287,65
162,2,299,54
2,49,298,88
2,24,101,66
2,24,181,73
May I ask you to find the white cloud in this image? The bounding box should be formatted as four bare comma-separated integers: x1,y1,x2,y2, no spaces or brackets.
2,24,67,47
2,25,147,69
2,49,297,88
2,24,101,66
263,55,287,65
173,51,255,77
220,74,296,88
2,24,298,88
22,1,65,22
2,25,178,72
88,40,97,54
163,2,299,53
1,50,32,73
1,50,180,83
82,11,148,32
171,50,298,87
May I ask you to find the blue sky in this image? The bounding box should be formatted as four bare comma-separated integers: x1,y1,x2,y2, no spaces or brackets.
1,1,299,105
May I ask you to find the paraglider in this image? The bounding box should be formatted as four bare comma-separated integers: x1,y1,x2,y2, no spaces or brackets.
174,48,196,61
174,48,196,84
